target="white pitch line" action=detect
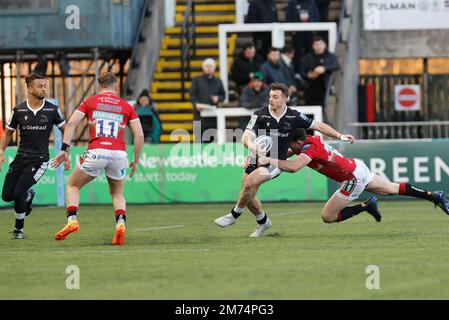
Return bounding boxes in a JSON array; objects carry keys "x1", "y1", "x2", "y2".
[
  {"x1": 271, "y1": 210, "x2": 311, "y2": 216},
  {"x1": 0, "y1": 248, "x2": 209, "y2": 255},
  {"x1": 132, "y1": 224, "x2": 185, "y2": 232}
]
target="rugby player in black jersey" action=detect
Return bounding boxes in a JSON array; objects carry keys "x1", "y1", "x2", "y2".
[
  {"x1": 0, "y1": 74, "x2": 68, "y2": 239},
  {"x1": 214, "y1": 83, "x2": 355, "y2": 237}
]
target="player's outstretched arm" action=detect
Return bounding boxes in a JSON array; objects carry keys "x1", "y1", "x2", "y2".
[
  {"x1": 128, "y1": 119, "x2": 144, "y2": 178},
  {"x1": 260, "y1": 154, "x2": 311, "y2": 173},
  {"x1": 311, "y1": 121, "x2": 355, "y2": 143},
  {"x1": 50, "y1": 111, "x2": 85, "y2": 168},
  {"x1": 0, "y1": 128, "x2": 14, "y2": 170}
]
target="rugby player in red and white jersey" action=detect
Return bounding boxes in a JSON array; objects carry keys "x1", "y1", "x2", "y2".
[
  {"x1": 50, "y1": 72, "x2": 144, "y2": 245},
  {"x1": 260, "y1": 128, "x2": 449, "y2": 223}
]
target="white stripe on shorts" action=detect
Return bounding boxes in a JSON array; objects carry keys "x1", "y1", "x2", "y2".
[{"x1": 33, "y1": 162, "x2": 49, "y2": 182}]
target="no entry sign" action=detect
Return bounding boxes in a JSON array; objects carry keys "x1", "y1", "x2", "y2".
[{"x1": 395, "y1": 85, "x2": 420, "y2": 111}]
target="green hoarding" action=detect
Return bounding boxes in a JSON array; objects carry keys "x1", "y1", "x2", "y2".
[
  {"x1": 0, "y1": 143, "x2": 328, "y2": 206},
  {"x1": 328, "y1": 140, "x2": 449, "y2": 199}
]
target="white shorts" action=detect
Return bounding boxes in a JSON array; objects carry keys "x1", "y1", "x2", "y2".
[
  {"x1": 335, "y1": 159, "x2": 374, "y2": 201},
  {"x1": 78, "y1": 149, "x2": 128, "y2": 180}
]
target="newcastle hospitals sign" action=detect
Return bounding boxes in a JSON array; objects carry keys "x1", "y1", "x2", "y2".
[{"x1": 364, "y1": 0, "x2": 449, "y2": 30}]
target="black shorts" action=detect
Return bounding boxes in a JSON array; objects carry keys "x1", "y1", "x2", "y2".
[
  {"x1": 244, "y1": 163, "x2": 282, "y2": 180},
  {"x1": 7, "y1": 154, "x2": 49, "y2": 183}
]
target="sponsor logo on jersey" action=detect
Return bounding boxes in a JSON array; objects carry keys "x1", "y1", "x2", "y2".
[
  {"x1": 22, "y1": 125, "x2": 47, "y2": 130},
  {"x1": 100, "y1": 141, "x2": 113, "y2": 146},
  {"x1": 92, "y1": 110, "x2": 124, "y2": 122},
  {"x1": 271, "y1": 131, "x2": 289, "y2": 137},
  {"x1": 96, "y1": 103, "x2": 122, "y2": 113}
]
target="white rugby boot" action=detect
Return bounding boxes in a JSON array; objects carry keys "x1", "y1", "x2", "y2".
[
  {"x1": 214, "y1": 213, "x2": 236, "y2": 228},
  {"x1": 249, "y1": 217, "x2": 272, "y2": 238}
]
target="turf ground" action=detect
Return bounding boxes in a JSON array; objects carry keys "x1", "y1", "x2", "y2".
[{"x1": 1, "y1": 200, "x2": 449, "y2": 300}]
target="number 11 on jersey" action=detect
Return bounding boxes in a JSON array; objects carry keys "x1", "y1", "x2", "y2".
[{"x1": 96, "y1": 119, "x2": 118, "y2": 138}]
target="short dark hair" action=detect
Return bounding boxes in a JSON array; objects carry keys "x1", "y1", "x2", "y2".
[
  {"x1": 312, "y1": 35, "x2": 326, "y2": 44},
  {"x1": 267, "y1": 47, "x2": 281, "y2": 55},
  {"x1": 98, "y1": 72, "x2": 117, "y2": 88},
  {"x1": 242, "y1": 41, "x2": 255, "y2": 51},
  {"x1": 270, "y1": 83, "x2": 289, "y2": 98},
  {"x1": 293, "y1": 128, "x2": 307, "y2": 142},
  {"x1": 25, "y1": 73, "x2": 48, "y2": 88}
]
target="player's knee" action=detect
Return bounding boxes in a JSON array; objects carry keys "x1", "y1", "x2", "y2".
[
  {"x1": 321, "y1": 213, "x2": 335, "y2": 223},
  {"x1": 1, "y1": 191, "x2": 13, "y2": 202},
  {"x1": 242, "y1": 179, "x2": 257, "y2": 192}
]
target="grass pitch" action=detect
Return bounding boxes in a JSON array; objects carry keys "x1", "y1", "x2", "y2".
[{"x1": 1, "y1": 201, "x2": 449, "y2": 300}]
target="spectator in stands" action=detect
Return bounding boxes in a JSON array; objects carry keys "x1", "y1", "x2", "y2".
[
  {"x1": 300, "y1": 36, "x2": 340, "y2": 109},
  {"x1": 260, "y1": 47, "x2": 286, "y2": 86},
  {"x1": 316, "y1": 0, "x2": 332, "y2": 22},
  {"x1": 190, "y1": 58, "x2": 226, "y2": 143},
  {"x1": 230, "y1": 41, "x2": 264, "y2": 93},
  {"x1": 134, "y1": 89, "x2": 161, "y2": 144},
  {"x1": 245, "y1": 0, "x2": 278, "y2": 58},
  {"x1": 286, "y1": 0, "x2": 321, "y2": 69},
  {"x1": 239, "y1": 71, "x2": 270, "y2": 129},
  {"x1": 279, "y1": 45, "x2": 300, "y2": 105}
]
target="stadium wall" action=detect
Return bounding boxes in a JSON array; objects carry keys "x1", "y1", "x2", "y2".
[{"x1": 359, "y1": 4, "x2": 449, "y2": 58}]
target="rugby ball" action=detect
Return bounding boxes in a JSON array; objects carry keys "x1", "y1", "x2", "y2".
[{"x1": 253, "y1": 135, "x2": 273, "y2": 153}]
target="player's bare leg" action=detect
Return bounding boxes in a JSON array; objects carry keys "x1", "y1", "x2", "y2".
[
  {"x1": 237, "y1": 167, "x2": 271, "y2": 209},
  {"x1": 321, "y1": 191, "x2": 381, "y2": 223},
  {"x1": 215, "y1": 169, "x2": 270, "y2": 228},
  {"x1": 107, "y1": 177, "x2": 126, "y2": 245},
  {"x1": 365, "y1": 174, "x2": 449, "y2": 215},
  {"x1": 247, "y1": 193, "x2": 263, "y2": 215},
  {"x1": 54, "y1": 167, "x2": 94, "y2": 240},
  {"x1": 215, "y1": 167, "x2": 273, "y2": 237}
]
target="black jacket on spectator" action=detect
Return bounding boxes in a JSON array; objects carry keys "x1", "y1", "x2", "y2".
[
  {"x1": 286, "y1": 0, "x2": 321, "y2": 69},
  {"x1": 240, "y1": 84, "x2": 270, "y2": 109},
  {"x1": 300, "y1": 50, "x2": 340, "y2": 106},
  {"x1": 315, "y1": 0, "x2": 332, "y2": 21},
  {"x1": 286, "y1": 0, "x2": 320, "y2": 23},
  {"x1": 190, "y1": 74, "x2": 225, "y2": 117},
  {"x1": 246, "y1": 0, "x2": 278, "y2": 23},
  {"x1": 230, "y1": 52, "x2": 264, "y2": 92},
  {"x1": 246, "y1": 0, "x2": 278, "y2": 58}
]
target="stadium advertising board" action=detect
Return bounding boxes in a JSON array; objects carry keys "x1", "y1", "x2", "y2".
[
  {"x1": 363, "y1": 0, "x2": 449, "y2": 30},
  {"x1": 0, "y1": 144, "x2": 327, "y2": 206},
  {"x1": 329, "y1": 140, "x2": 449, "y2": 198}
]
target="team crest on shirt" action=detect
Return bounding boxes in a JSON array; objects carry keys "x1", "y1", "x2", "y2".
[{"x1": 24, "y1": 116, "x2": 28, "y2": 121}]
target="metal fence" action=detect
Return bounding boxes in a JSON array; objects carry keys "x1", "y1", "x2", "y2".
[
  {"x1": 358, "y1": 74, "x2": 449, "y2": 139},
  {"x1": 350, "y1": 121, "x2": 449, "y2": 139}
]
